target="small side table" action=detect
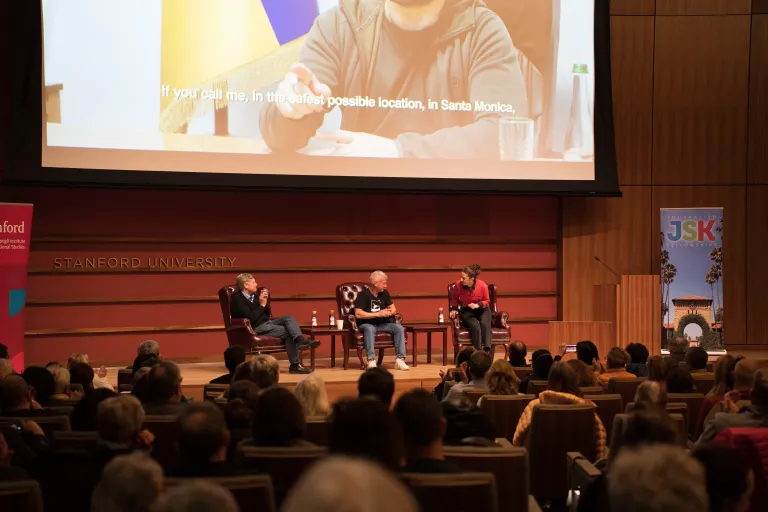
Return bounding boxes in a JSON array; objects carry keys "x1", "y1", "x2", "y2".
[
  {"x1": 300, "y1": 326, "x2": 349, "y2": 368},
  {"x1": 403, "y1": 323, "x2": 450, "y2": 366}
]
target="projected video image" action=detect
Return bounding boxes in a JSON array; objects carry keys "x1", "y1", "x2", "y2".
[{"x1": 42, "y1": 0, "x2": 596, "y2": 179}]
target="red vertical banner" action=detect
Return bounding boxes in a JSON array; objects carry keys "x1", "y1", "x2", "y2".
[{"x1": 0, "y1": 203, "x2": 34, "y2": 372}]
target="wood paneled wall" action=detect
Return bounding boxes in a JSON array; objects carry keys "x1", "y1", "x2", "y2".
[{"x1": 563, "y1": 2, "x2": 768, "y2": 350}]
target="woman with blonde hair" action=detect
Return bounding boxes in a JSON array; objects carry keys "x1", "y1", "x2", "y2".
[
  {"x1": 647, "y1": 355, "x2": 669, "y2": 391},
  {"x1": 485, "y1": 359, "x2": 519, "y2": 395},
  {"x1": 708, "y1": 354, "x2": 739, "y2": 397},
  {"x1": 294, "y1": 374, "x2": 330, "y2": 418}
]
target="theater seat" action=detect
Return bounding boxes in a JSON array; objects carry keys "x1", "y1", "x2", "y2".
[
  {"x1": 239, "y1": 446, "x2": 327, "y2": 505},
  {"x1": 447, "y1": 283, "x2": 512, "y2": 361},
  {"x1": 667, "y1": 393, "x2": 705, "y2": 439},
  {"x1": 143, "y1": 415, "x2": 180, "y2": 470},
  {"x1": 203, "y1": 384, "x2": 229, "y2": 401},
  {"x1": 527, "y1": 380, "x2": 548, "y2": 398},
  {"x1": 52, "y1": 431, "x2": 99, "y2": 451},
  {"x1": 481, "y1": 394, "x2": 535, "y2": 442},
  {"x1": 607, "y1": 377, "x2": 647, "y2": 407},
  {"x1": 583, "y1": 394, "x2": 622, "y2": 444},
  {"x1": 0, "y1": 480, "x2": 43, "y2": 512},
  {"x1": 305, "y1": 416, "x2": 331, "y2": 447},
  {"x1": 117, "y1": 368, "x2": 133, "y2": 393},
  {"x1": 0, "y1": 416, "x2": 70, "y2": 439},
  {"x1": 166, "y1": 475, "x2": 276, "y2": 512},
  {"x1": 402, "y1": 472, "x2": 498, "y2": 512},
  {"x1": 712, "y1": 428, "x2": 768, "y2": 512}
]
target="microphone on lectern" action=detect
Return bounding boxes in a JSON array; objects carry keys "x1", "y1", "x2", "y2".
[{"x1": 594, "y1": 255, "x2": 620, "y2": 280}]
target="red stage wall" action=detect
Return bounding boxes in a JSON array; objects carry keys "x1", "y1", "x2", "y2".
[{"x1": 2, "y1": 187, "x2": 560, "y2": 366}]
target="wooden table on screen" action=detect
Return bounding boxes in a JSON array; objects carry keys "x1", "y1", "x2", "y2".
[
  {"x1": 403, "y1": 323, "x2": 450, "y2": 367},
  {"x1": 547, "y1": 321, "x2": 615, "y2": 359},
  {"x1": 300, "y1": 326, "x2": 349, "y2": 368}
]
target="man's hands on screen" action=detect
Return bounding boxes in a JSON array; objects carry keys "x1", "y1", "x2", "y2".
[
  {"x1": 275, "y1": 64, "x2": 331, "y2": 120},
  {"x1": 259, "y1": 290, "x2": 269, "y2": 307},
  {"x1": 315, "y1": 131, "x2": 400, "y2": 158},
  {"x1": 379, "y1": 309, "x2": 394, "y2": 318}
]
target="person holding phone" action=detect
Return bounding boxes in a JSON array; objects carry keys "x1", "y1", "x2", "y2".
[
  {"x1": 230, "y1": 273, "x2": 320, "y2": 375},
  {"x1": 449, "y1": 264, "x2": 492, "y2": 352}
]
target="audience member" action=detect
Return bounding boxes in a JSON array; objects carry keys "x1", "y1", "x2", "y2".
[
  {"x1": 48, "y1": 367, "x2": 71, "y2": 401},
  {"x1": 223, "y1": 380, "x2": 259, "y2": 461},
  {"x1": 168, "y1": 401, "x2": 234, "y2": 477},
  {"x1": 69, "y1": 362, "x2": 95, "y2": 393},
  {"x1": 686, "y1": 346, "x2": 711, "y2": 374},
  {"x1": 576, "y1": 340, "x2": 600, "y2": 366},
  {"x1": 70, "y1": 388, "x2": 118, "y2": 431},
  {"x1": 0, "y1": 432, "x2": 30, "y2": 481},
  {"x1": 132, "y1": 353, "x2": 160, "y2": 376},
  {"x1": 358, "y1": 366, "x2": 396, "y2": 408},
  {"x1": 484, "y1": 359, "x2": 519, "y2": 396},
  {"x1": 68, "y1": 353, "x2": 113, "y2": 390},
  {"x1": 444, "y1": 350, "x2": 491, "y2": 402},
  {"x1": 695, "y1": 359, "x2": 759, "y2": 439},
  {"x1": 631, "y1": 380, "x2": 668, "y2": 413},
  {"x1": 0, "y1": 375, "x2": 58, "y2": 417},
  {"x1": 151, "y1": 480, "x2": 238, "y2": 512},
  {"x1": 566, "y1": 359, "x2": 599, "y2": 387},
  {"x1": 1, "y1": 419, "x2": 47, "y2": 473},
  {"x1": 647, "y1": 355, "x2": 670, "y2": 389},
  {"x1": 21, "y1": 366, "x2": 56, "y2": 406},
  {"x1": 667, "y1": 366, "x2": 696, "y2": 393},
  {"x1": 608, "y1": 445, "x2": 708, "y2": 512},
  {"x1": 283, "y1": 456, "x2": 418, "y2": 512},
  {"x1": 91, "y1": 452, "x2": 163, "y2": 512},
  {"x1": 394, "y1": 389, "x2": 462, "y2": 473},
  {"x1": 45, "y1": 362, "x2": 61, "y2": 369},
  {"x1": 513, "y1": 362, "x2": 607, "y2": 460},
  {"x1": 137, "y1": 339, "x2": 161, "y2": 358},
  {"x1": 596, "y1": 347, "x2": 635, "y2": 388},
  {"x1": 432, "y1": 347, "x2": 474, "y2": 399},
  {"x1": 509, "y1": 340, "x2": 528, "y2": 366},
  {"x1": 250, "y1": 386, "x2": 312, "y2": 447},
  {"x1": 144, "y1": 361, "x2": 185, "y2": 415},
  {"x1": 294, "y1": 374, "x2": 330, "y2": 417},
  {"x1": 94, "y1": 395, "x2": 153, "y2": 451},
  {"x1": 519, "y1": 350, "x2": 553, "y2": 394},
  {"x1": 607, "y1": 409, "x2": 678, "y2": 465},
  {"x1": 625, "y1": 342, "x2": 650, "y2": 377},
  {"x1": 130, "y1": 367, "x2": 153, "y2": 404},
  {"x1": 709, "y1": 354, "x2": 742, "y2": 397},
  {"x1": 232, "y1": 354, "x2": 280, "y2": 390},
  {"x1": 666, "y1": 337, "x2": 689, "y2": 369},
  {"x1": 0, "y1": 359, "x2": 14, "y2": 380},
  {"x1": 697, "y1": 368, "x2": 768, "y2": 446},
  {"x1": 692, "y1": 444, "x2": 754, "y2": 512},
  {"x1": 209, "y1": 346, "x2": 246, "y2": 385},
  {"x1": 441, "y1": 398, "x2": 495, "y2": 445},
  {"x1": 330, "y1": 397, "x2": 404, "y2": 471}
]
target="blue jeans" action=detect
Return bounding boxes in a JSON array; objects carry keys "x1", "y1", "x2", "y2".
[
  {"x1": 254, "y1": 315, "x2": 302, "y2": 364},
  {"x1": 359, "y1": 322, "x2": 406, "y2": 360}
]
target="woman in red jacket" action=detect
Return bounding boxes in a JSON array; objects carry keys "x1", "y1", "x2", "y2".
[{"x1": 449, "y1": 264, "x2": 491, "y2": 351}]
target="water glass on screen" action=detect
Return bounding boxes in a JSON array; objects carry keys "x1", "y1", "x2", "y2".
[{"x1": 498, "y1": 117, "x2": 535, "y2": 161}]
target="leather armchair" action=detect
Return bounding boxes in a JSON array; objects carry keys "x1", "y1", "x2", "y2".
[
  {"x1": 335, "y1": 282, "x2": 407, "y2": 370},
  {"x1": 447, "y1": 283, "x2": 512, "y2": 362},
  {"x1": 218, "y1": 285, "x2": 311, "y2": 367}
]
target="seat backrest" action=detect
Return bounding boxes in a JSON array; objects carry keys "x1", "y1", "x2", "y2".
[
  {"x1": 611, "y1": 413, "x2": 688, "y2": 452},
  {"x1": 218, "y1": 285, "x2": 237, "y2": 328},
  {"x1": 669, "y1": 413, "x2": 687, "y2": 447},
  {"x1": 464, "y1": 390, "x2": 487, "y2": 405},
  {"x1": 52, "y1": 430, "x2": 99, "y2": 451},
  {"x1": 143, "y1": 415, "x2": 180, "y2": 469},
  {"x1": 44, "y1": 406, "x2": 74, "y2": 416},
  {"x1": 528, "y1": 380, "x2": 549, "y2": 398},
  {"x1": 607, "y1": 377, "x2": 647, "y2": 407},
  {"x1": 0, "y1": 480, "x2": 44, "y2": 512},
  {"x1": 578, "y1": 387, "x2": 603, "y2": 397},
  {"x1": 443, "y1": 446, "x2": 528, "y2": 512},
  {"x1": 513, "y1": 367, "x2": 533, "y2": 379},
  {"x1": 691, "y1": 374, "x2": 715, "y2": 395},
  {"x1": 0, "y1": 416, "x2": 70, "y2": 439},
  {"x1": 402, "y1": 472, "x2": 498, "y2": 512},
  {"x1": 239, "y1": 446, "x2": 328, "y2": 504},
  {"x1": 203, "y1": 384, "x2": 230, "y2": 401},
  {"x1": 665, "y1": 403, "x2": 689, "y2": 436},
  {"x1": 712, "y1": 427, "x2": 768, "y2": 512},
  {"x1": 583, "y1": 394, "x2": 622, "y2": 444},
  {"x1": 336, "y1": 282, "x2": 369, "y2": 318},
  {"x1": 527, "y1": 404, "x2": 597, "y2": 500},
  {"x1": 165, "y1": 475, "x2": 276, "y2": 512},
  {"x1": 481, "y1": 395, "x2": 535, "y2": 442},
  {"x1": 117, "y1": 368, "x2": 133, "y2": 388},
  {"x1": 667, "y1": 393, "x2": 704, "y2": 438},
  {"x1": 305, "y1": 417, "x2": 331, "y2": 447}
]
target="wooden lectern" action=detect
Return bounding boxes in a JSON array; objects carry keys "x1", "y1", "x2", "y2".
[{"x1": 594, "y1": 275, "x2": 661, "y2": 355}]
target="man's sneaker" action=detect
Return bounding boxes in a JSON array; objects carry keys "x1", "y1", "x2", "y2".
[
  {"x1": 289, "y1": 363, "x2": 312, "y2": 374},
  {"x1": 367, "y1": 359, "x2": 377, "y2": 369},
  {"x1": 395, "y1": 358, "x2": 410, "y2": 371}
]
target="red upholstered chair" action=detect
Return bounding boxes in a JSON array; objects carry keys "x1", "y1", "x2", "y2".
[
  {"x1": 218, "y1": 285, "x2": 313, "y2": 368},
  {"x1": 336, "y1": 282, "x2": 407, "y2": 370},
  {"x1": 446, "y1": 283, "x2": 512, "y2": 361}
]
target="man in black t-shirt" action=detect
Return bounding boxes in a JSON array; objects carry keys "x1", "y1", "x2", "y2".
[{"x1": 353, "y1": 271, "x2": 409, "y2": 371}]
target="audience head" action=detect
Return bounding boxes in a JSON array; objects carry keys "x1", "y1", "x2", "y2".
[
  {"x1": 48, "y1": 367, "x2": 71, "y2": 395},
  {"x1": 751, "y1": 368, "x2": 768, "y2": 409},
  {"x1": 130, "y1": 368, "x2": 152, "y2": 404},
  {"x1": 647, "y1": 355, "x2": 670, "y2": 382},
  {"x1": 608, "y1": 445, "x2": 707, "y2": 511},
  {"x1": 21, "y1": 366, "x2": 56, "y2": 405},
  {"x1": 283, "y1": 456, "x2": 418, "y2": 512},
  {"x1": 566, "y1": 359, "x2": 595, "y2": 387},
  {"x1": 358, "y1": 367, "x2": 395, "y2": 408},
  {"x1": 0, "y1": 344, "x2": 7, "y2": 359},
  {"x1": 633, "y1": 380, "x2": 668, "y2": 412},
  {"x1": 223, "y1": 380, "x2": 259, "y2": 429},
  {"x1": 97, "y1": 394, "x2": 145, "y2": 446},
  {"x1": 625, "y1": 343, "x2": 650, "y2": 365},
  {"x1": 151, "y1": 480, "x2": 238, "y2": 512},
  {"x1": 685, "y1": 346, "x2": 709, "y2": 371},
  {"x1": 252, "y1": 386, "x2": 307, "y2": 447},
  {"x1": 456, "y1": 347, "x2": 475, "y2": 368},
  {"x1": 509, "y1": 340, "x2": 527, "y2": 366},
  {"x1": 733, "y1": 359, "x2": 762, "y2": 391},
  {"x1": 485, "y1": 359, "x2": 519, "y2": 395},
  {"x1": 223, "y1": 345, "x2": 246, "y2": 374},
  {"x1": 178, "y1": 401, "x2": 230, "y2": 463},
  {"x1": 667, "y1": 366, "x2": 695, "y2": 393},
  {"x1": 547, "y1": 361, "x2": 580, "y2": 396},
  {"x1": 692, "y1": 445, "x2": 754, "y2": 512},
  {"x1": 137, "y1": 339, "x2": 160, "y2": 357},
  {"x1": 132, "y1": 353, "x2": 160, "y2": 375},
  {"x1": 576, "y1": 340, "x2": 600, "y2": 366},
  {"x1": 711, "y1": 354, "x2": 740, "y2": 396},
  {"x1": 394, "y1": 389, "x2": 445, "y2": 456},
  {"x1": 67, "y1": 353, "x2": 89, "y2": 369},
  {"x1": 609, "y1": 408, "x2": 678, "y2": 464},
  {"x1": 467, "y1": 350, "x2": 492, "y2": 381},
  {"x1": 148, "y1": 361, "x2": 182, "y2": 403},
  {"x1": 294, "y1": 374, "x2": 330, "y2": 417},
  {"x1": 45, "y1": 361, "x2": 62, "y2": 369},
  {"x1": 669, "y1": 336, "x2": 690, "y2": 355},
  {"x1": 69, "y1": 362, "x2": 95, "y2": 390},
  {"x1": 0, "y1": 375, "x2": 32, "y2": 412},
  {"x1": 0, "y1": 359, "x2": 13, "y2": 380},
  {"x1": 532, "y1": 352, "x2": 554, "y2": 380},
  {"x1": 606, "y1": 346, "x2": 630, "y2": 370},
  {"x1": 232, "y1": 354, "x2": 279, "y2": 389},
  {"x1": 91, "y1": 452, "x2": 163, "y2": 512},
  {"x1": 330, "y1": 397, "x2": 404, "y2": 471},
  {"x1": 71, "y1": 387, "x2": 118, "y2": 431}
]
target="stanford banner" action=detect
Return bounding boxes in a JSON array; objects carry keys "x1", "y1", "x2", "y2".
[
  {"x1": 0, "y1": 203, "x2": 33, "y2": 371},
  {"x1": 660, "y1": 208, "x2": 724, "y2": 352}
]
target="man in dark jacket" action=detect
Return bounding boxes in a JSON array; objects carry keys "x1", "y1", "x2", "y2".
[{"x1": 231, "y1": 273, "x2": 319, "y2": 374}]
